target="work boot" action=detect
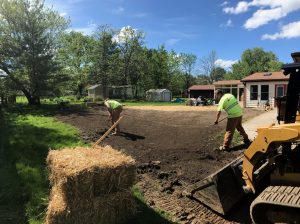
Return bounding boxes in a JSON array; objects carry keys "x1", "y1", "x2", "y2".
[
  {"x1": 219, "y1": 145, "x2": 229, "y2": 151},
  {"x1": 244, "y1": 139, "x2": 252, "y2": 147}
]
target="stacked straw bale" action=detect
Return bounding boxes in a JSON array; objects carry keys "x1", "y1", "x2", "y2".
[{"x1": 46, "y1": 145, "x2": 136, "y2": 224}]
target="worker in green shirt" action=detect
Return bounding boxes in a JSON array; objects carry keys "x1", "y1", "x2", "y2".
[
  {"x1": 104, "y1": 99, "x2": 123, "y2": 135},
  {"x1": 214, "y1": 90, "x2": 251, "y2": 151}
]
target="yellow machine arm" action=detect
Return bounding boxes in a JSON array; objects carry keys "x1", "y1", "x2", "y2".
[{"x1": 242, "y1": 123, "x2": 300, "y2": 193}]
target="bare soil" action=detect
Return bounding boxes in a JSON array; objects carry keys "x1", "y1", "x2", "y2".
[{"x1": 56, "y1": 105, "x2": 264, "y2": 223}]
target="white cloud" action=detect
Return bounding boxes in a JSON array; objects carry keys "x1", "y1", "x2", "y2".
[
  {"x1": 225, "y1": 19, "x2": 233, "y2": 27},
  {"x1": 112, "y1": 26, "x2": 142, "y2": 43},
  {"x1": 165, "y1": 38, "x2": 181, "y2": 46},
  {"x1": 262, "y1": 20, "x2": 300, "y2": 40},
  {"x1": 220, "y1": 19, "x2": 233, "y2": 28},
  {"x1": 244, "y1": 7, "x2": 287, "y2": 29},
  {"x1": 223, "y1": 0, "x2": 300, "y2": 29},
  {"x1": 223, "y1": 1, "x2": 249, "y2": 14},
  {"x1": 220, "y1": 1, "x2": 228, "y2": 7},
  {"x1": 60, "y1": 12, "x2": 67, "y2": 17},
  {"x1": 215, "y1": 59, "x2": 238, "y2": 69}
]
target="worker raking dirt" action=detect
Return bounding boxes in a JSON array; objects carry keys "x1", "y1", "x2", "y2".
[
  {"x1": 104, "y1": 99, "x2": 123, "y2": 135},
  {"x1": 214, "y1": 89, "x2": 251, "y2": 151}
]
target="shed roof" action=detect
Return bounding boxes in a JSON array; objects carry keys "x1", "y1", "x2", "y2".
[
  {"x1": 188, "y1": 85, "x2": 215, "y2": 91},
  {"x1": 213, "y1": 80, "x2": 242, "y2": 85},
  {"x1": 241, "y1": 71, "x2": 289, "y2": 82},
  {"x1": 88, "y1": 84, "x2": 101, "y2": 90},
  {"x1": 146, "y1": 89, "x2": 171, "y2": 93}
]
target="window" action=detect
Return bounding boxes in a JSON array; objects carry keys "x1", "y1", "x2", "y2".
[
  {"x1": 250, "y1": 85, "x2": 258, "y2": 100},
  {"x1": 261, "y1": 85, "x2": 269, "y2": 100},
  {"x1": 221, "y1": 88, "x2": 230, "y2": 93},
  {"x1": 231, "y1": 88, "x2": 237, "y2": 99},
  {"x1": 276, "y1": 85, "x2": 284, "y2": 97}
]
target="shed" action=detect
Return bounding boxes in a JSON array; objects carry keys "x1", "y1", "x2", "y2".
[
  {"x1": 241, "y1": 71, "x2": 289, "y2": 108},
  {"x1": 87, "y1": 84, "x2": 108, "y2": 101},
  {"x1": 188, "y1": 85, "x2": 214, "y2": 99},
  {"x1": 146, "y1": 89, "x2": 172, "y2": 102}
]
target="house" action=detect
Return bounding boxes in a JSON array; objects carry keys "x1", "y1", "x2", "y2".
[
  {"x1": 146, "y1": 89, "x2": 172, "y2": 102},
  {"x1": 241, "y1": 71, "x2": 289, "y2": 108},
  {"x1": 188, "y1": 85, "x2": 215, "y2": 99},
  {"x1": 87, "y1": 84, "x2": 108, "y2": 101},
  {"x1": 213, "y1": 80, "x2": 244, "y2": 101}
]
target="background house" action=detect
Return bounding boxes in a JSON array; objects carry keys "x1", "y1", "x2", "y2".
[
  {"x1": 241, "y1": 72, "x2": 289, "y2": 108},
  {"x1": 146, "y1": 89, "x2": 172, "y2": 102},
  {"x1": 188, "y1": 85, "x2": 215, "y2": 99},
  {"x1": 213, "y1": 80, "x2": 244, "y2": 101},
  {"x1": 87, "y1": 84, "x2": 108, "y2": 101}
]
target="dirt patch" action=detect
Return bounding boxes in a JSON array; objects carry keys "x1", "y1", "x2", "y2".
[{"x1": 56, "y1": 106, "x2": 264, "y2": 223}]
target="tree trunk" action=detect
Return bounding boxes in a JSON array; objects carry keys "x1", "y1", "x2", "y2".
[
  {"x1": 23, "y1": 92, "x2": 40, "y2": 106},
  {"x1": 1, "y1": 67, "x2": 40, "y2": 106}
]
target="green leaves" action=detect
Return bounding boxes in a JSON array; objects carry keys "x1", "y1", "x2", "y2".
[
  {"x1": 228, "y1": 47, "x2": 283, "y2": 79},
  {"x1": 0, "y1": 0, "x2": 69, "y2": 105}
]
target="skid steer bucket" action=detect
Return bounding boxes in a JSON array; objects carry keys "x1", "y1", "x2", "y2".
[{"x1": 184, "y1": 156, "x2": 246, "y2": 215}]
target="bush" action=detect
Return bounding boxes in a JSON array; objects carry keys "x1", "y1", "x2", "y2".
[
  {"x1": 54, "y1": 97, "x2": 70, "y2": 109},
  {"x1": 94, "y1": 96, "x2": 103, "y2": 102},
  {"x1": 82, "y1": 96, "x2": 93, "y2": 103}
]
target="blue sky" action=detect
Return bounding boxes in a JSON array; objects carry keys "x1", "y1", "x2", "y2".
[{"x1": 46, "y1": 0, "x2": 300, "y2": 70}]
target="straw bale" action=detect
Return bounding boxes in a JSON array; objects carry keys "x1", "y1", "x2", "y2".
[
  {"x1": 47, "y1": 145, "x2": 136, "y2": 200},
  {"x1": 46, "y1": 186, "x2": 136, "y2": 224}
]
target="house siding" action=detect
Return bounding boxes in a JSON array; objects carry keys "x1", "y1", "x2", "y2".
[{"x1": 245, "y1": 81, "x2": 288, "y2": 108}]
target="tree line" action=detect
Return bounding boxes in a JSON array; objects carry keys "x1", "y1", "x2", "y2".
[{"x1": 0, "y1": 0, "x2": 283, "y2": 105}]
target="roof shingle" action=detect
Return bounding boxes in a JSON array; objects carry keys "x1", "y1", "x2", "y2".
[
  {"x1": 241, "y1": 72, "x2": 289, "y2": 82},
  {"x1": 213, "y1": 80, "x2": 242, "y2": 85},
  {"x1": 188, "y1": 85, "x2": 215, "y2": 91}
]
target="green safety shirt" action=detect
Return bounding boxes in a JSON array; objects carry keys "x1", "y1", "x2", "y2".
[
  {"x1": 105, "y1": 100, "x2": 122, "y2": 110},
  {"x1": 217, "y1": 93, "x2": 242, "y2": 118}
]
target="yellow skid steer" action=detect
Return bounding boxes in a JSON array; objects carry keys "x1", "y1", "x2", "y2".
[{"x1": 185, "y1": 52, "x2": 300, "y2": 223}]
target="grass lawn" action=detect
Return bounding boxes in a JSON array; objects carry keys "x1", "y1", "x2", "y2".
[
  {"x1": 16, "y1": 95, "x2": 188, "y2": 107},
  {"x1": 0, "y1": 104, "x2": 172, "y2": 224},
  {"x1": 115, "y1": 98, "x2": 187, "y2": 106}
]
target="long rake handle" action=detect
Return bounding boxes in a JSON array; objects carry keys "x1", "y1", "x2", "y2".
[
  {"x1": 218, "y1": 116, "x2": 227, "y2": 123},
  {"x1": 212, "y1": 116, "x2": 227, "y2": 126},
  {"x1": 92, "y1": 116, "x2": 123, "y2": 148}
]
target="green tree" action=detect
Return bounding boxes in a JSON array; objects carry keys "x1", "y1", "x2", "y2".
[
  {"x1": 211, "y1": 67, "x2": 226, "y2": 82},
  {"x1": 113, "y1": 26, "x2": 144, "y2": 86},
  {"x1": 0, "y1": 74, "x2": 18, "y2": 105},
  {"x1": 231, "y1": 48, "x2": 282, "y2": 79},
  {"x1": 0, "y1": 0, "x2": 69, "y2": 105},
  {"x1": 169, "y1": 73, "x2": 185, "y2": 95},
  {"x1": 58, "y1": 31, "x2": 94, "y2": 97},
  {"x1": 146, "y1": 46, "x2": 171, "y2": 88},
  {"x1": 90, "y1": 25, "x2": 120, "y2": 88},
  {"x1": 179, "y1": 53, "x2": 197, "y2": 90},
  {"x1": 195, "y1": 74, "x2": 210, "y2": 85}
]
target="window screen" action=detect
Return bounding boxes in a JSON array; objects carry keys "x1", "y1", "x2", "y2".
[
  {"x1": 261, "y1": 85, "x2": 269, "y2": 100},
  {"x1": 250, "y1": 85, "x2": 258, "y2": 100}
]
